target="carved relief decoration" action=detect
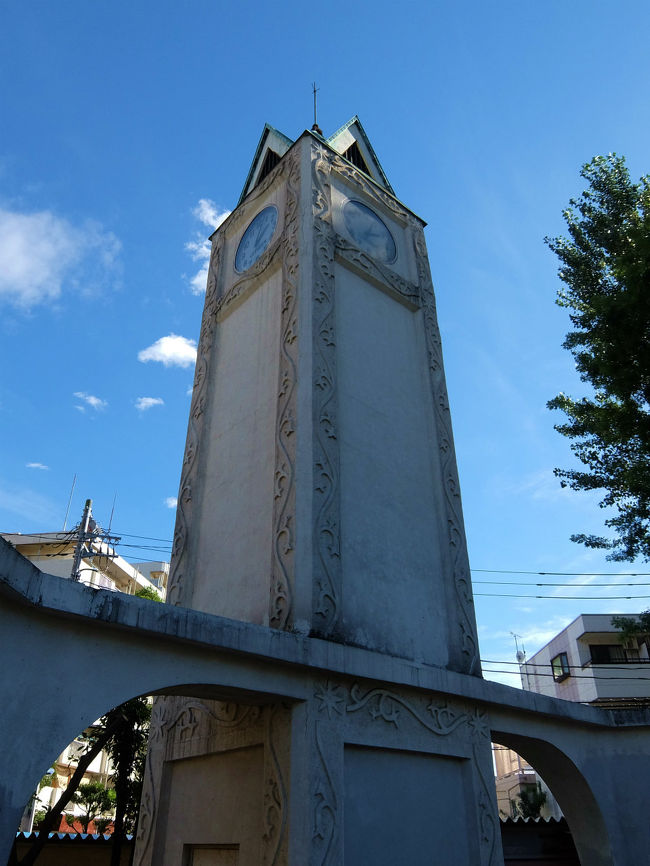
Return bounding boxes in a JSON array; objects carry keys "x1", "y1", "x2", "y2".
[
  {"x1": 269, "y1": 149, "x2": 300, "y2": 628},
  {"x1": 312, "y1": 681, "x2": 498, "y2": 866},
  {"x1": 313, "y1": 718, "x2": 338, "y2": 866},
  {"x1": 167, "y1": 232, "x2": 225, "y2": 606},
  {"x1": 134, "y1": 696, "x2": 267, "y2": 866},
  {"x1": 163, "y1": 698, "x2": 263, "y2": 747},
  {"x1": 311, "y1": 145, "x2": 342, "y2": 636},
  {"x1": 334, "y1": 233, "x2": 420, "y2": 308},
  {"x1": 262, "y1": 704, "x2": 289, "y2": 865},
  {"x1": 413, "y1": 226, "x2": 481, "y2": 676},
  {"x1": 328, "y1": 149, "x2": 410, "y2": 226},
  {"x1": 134, "y1": 696, "x2": 176, "y2": 866}
]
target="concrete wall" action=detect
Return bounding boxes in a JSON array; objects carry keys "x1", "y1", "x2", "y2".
[{"x1": 4, "y1": 553, "x2": 650, "y2": 866}]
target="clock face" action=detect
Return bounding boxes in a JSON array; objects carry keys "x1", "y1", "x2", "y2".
[
  {"x1": 343, "y1": 200, "x2": 396, "y2": 264},
  {"x1": 235, "y1": 206, "x2": 278, "y2": 273}
]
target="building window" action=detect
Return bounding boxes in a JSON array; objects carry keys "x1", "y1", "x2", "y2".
[
  {"x1": 551, "y1": 652, "x2": 570, "y2": 682},
  {"x1": 589, "y1": 644, "x2": 642, "y2": 664}
]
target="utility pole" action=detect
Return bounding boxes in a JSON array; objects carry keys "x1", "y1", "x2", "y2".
[
  {"x1": 69, "y1": 498, "x2": 121, "y2": 583},
  {"x1": 71, "y1": 498, "x2": 94, "y2": 581}
]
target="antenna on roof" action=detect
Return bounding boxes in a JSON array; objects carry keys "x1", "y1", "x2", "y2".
[
  {"x1": 108, "y1": 492, "x2": 117, "y2": 533},
  {"x1": 311, "y1": 82, "x2": 323, "y2": 136},
  {"x1": 62, "y1": 473, "x2": 77, "y2": 531},
  {"x1": 511, "y1": 632, "x2": 526, "y2": 663}
]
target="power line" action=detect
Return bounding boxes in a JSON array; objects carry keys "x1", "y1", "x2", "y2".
[
  {"x1": 481, "y1": 666, "x2": 650, "y2": 681},
  {"x1": 481, "y1": 658, "x2": 650, "y2": 672},
  {"x1": 111, "y1": 530, "x2": 174, "y2": 543},
  {"x1": 474, "y1": 580, "x2": 650, "y2": 587},
  {"x1": 474, "y1": 592, "x2": 650, "y2": 600},
  {"x1": 472, "y1": 568, "x2": 650, "y2": 577}
]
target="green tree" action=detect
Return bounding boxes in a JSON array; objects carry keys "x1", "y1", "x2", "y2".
[
  {"x1": 546, "y1": 154, "x2": 650, "y2": 561},
  {"x1": 134, "y1": 584, "x2": 161, "y2": 602},
  {"x1": 104, "y1": 698, "x2": 151, "y2": 866},
  {"x1": 612, "y1": 611, "x2": 650, "y2": 653},
  {"x1": 67, "y1": 780, "x2": 116, "y2": 833},
  {"x1": 512, "y1": 783, "x2": 547, "y2": 820}
]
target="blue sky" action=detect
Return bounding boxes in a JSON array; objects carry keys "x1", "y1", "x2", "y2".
[{"x1": 2, "y1": 0, "x2": 650, "y2": 685}]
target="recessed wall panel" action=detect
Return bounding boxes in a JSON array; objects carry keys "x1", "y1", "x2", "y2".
[
  {"x1": 344, "y1": 746, "x2": 472, "y2": 865},
  {"x1": 193, "y1": 275, "x2": 281, "y2": 621},
  {"x1": 336, "y1": 265, "x2": 448, "y2": 664}
]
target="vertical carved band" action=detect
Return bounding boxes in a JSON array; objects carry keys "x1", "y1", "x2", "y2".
[
  {"x1": 270, "y1": 150, "x2": 300, "y2": 628},
  {"x1": 311, "y1": 145, "x2": 341, "y2": 636},
  {"x1": 414, "y1": 227, "x2": 480, "y2": 676},
  {"x1": 167, "y1": 234, "x2": 225, "y2": 606},
  {"x1": 263, "y1": 704, "x2": 288, "y2": 865},
  {"x1": 313, "y1": 719, "x2": 338, "y2": 865}
]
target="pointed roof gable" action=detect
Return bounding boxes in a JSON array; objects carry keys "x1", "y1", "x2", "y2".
[
  {"x1": 237, "y1": 116, "x2": 395, "y2": 205},
  {"x1": 238, "y1": 124, "x2": 294, "y2": 205},
  {"x1": 326, "y1": 116, "x2": 395, "y2": 195}
]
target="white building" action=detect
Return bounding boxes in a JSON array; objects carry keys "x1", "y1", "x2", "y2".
[
  {"x1": 520, "y1": 613, "x2": 650, "y2": 708},
  {"x1": 1, "y1": 531, "x2": 164, "y2": 597}
]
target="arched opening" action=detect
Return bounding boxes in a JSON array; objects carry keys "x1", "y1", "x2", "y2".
[
  {"x1": 491, "y1": 729, "x2": 614, "y2": 866},
  {"x1": 11, "y1": 695, "x2": 153, "y2": 865},
  {"x1": 8, "y1": 682, "x2": 291, "y2": 866}
]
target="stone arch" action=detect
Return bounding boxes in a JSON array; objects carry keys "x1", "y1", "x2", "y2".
[{"x1": 491, "y1": 728, "x2": 613, "y2": 866}]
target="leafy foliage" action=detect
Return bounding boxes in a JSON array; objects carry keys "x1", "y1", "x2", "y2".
[
  {"x1": 512, "y1": 782, "x2": 547, "y2": 820},
  {"x1": 67, "y1": 781, "x2": 115, "y2": 833},
  {"x1": 612, "y1": 611, "x2": 650, "y2": 650},
  {"x1": 31, "y1": 811, "x2": 46, "y2": 830},
  {"x1": 102, "y1": 698, "x2": 151, "y2": 837},
  {"x1": 134, "y1": 584, "x2": 161, "y2": 601},
  {"x1": 547, "y1": 154, "x2": 650, "y2": 560},
  {"x1": 37, "y1": 772, "x2": 56, "y2": 792}
]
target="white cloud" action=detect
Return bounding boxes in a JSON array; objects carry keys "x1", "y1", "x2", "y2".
[
  {"x1": 138, "y1": 334, "x2": 197, "y2": 368},
  {"x1": 74, "y1": 391, "x2": 107, "y2": 412},
  {"x1": 26, "y1": 462, "x2": 49, "y2": 470},
  {"x1": 0, "y1": 207, "x2": 121, "y2": 308},
  {"x1": 185, "y1": 199, "x2": 230, "y2": 295},
  {"x1": 164, "y1": 496, "x2": 178, "y2": 509},
  {"x1": 193, "y1": 199, "x2": 230, "y2": 230},
  {"x1": 135, "y1": 396, "x2": 164, "y2": 412},
  {"x1": 187, "y1": 255, "x2": 210, "y2": 295}
]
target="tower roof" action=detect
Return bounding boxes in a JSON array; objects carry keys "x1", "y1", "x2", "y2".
[{"x1": 238, "y1": 116, "x2": 394, "y2": 204}]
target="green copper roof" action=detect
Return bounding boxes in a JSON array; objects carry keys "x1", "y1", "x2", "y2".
[
  {"x1": 326, "y1": 115, "x2": 395, "y2": 195},
  {"x1": 238, "y1": 124, "x2": 294, "y2": 205},
  {"x1": 238, "y1": 116, "x2": 394, "y2": 205}
]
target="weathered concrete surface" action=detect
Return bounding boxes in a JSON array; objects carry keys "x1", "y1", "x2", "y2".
[{"x1": 3, "y1": 541, "x2": 650, "y2": 865}]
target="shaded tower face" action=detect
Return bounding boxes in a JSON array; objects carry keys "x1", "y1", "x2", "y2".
[{"x1": 167, "y1": 117, "x2": 480, "y2": 676}]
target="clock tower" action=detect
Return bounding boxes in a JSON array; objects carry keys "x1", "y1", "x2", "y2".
[
  {"x1": 166, "y1": 116, "x2": 479, "y2": 672},
  {"x1": 135, "y1": 119, "x2": 496, "y2": 866}
]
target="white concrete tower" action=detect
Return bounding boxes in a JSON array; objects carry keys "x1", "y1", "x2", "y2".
[
  {"x1": 166, "y1": 117, "x2": 480, "y2": 675},
  {"x1": 134, "y1": 120, "x2": 497, "y2": 866}
]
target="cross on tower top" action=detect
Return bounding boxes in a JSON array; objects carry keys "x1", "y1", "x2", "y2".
[{"x1": 311, "y1": 82, "x2": 323, "y2": 135}]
